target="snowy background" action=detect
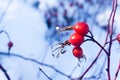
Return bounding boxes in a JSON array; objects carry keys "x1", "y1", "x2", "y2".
[{"x1": 0, "y1": 0, "x2": 120, "y2": 80}]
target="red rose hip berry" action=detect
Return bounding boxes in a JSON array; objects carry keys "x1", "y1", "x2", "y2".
[
  {"x1": 8, "y1": 41, "x2": 13, "y2": 48},
  {"x1": 117, "y1": 33, "x2": 120, "y2": 43},
  {"x1": 73, "y1": 22, "x2": 89, "y2": 35},
  {"x1": 72, "y1": 46, "x2": 83, "y2": 58},
  {"x1": 69, "y1": 32, "x2": 84, "y2": 46}
]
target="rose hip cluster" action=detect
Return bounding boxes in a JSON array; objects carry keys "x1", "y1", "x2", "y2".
[
  {"x1": 69, "y1": 22, "x2": 89, "y2": 59},
  {"x1": 52, "y1": 22, "x2": 89, "y2": 61}
]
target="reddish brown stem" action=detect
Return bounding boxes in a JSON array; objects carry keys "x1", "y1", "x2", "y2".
[
  {"x1": 85, "y1": 35, "x2": 108, "y2": 55},
  {"x1": 114, "y1": 61, "x2": 120, "y2": 80},
  {"x1": 77, "y1": 0, "x2": 118, "y2": 79},
  {"x1": 107, "y1": 56, "x2": 111, "y2": 80},
  {"x1": 78, "y1": 49, "x2": 102, "y2": 79},
  {"x1": 107, "y1": 0, "x2": 118, "y2": 80},
  {"x1": 105, "y1": 38, "x2": 117, "y2": 44},
  {"x1": 77, "y1": 35, "x2": 108, "y2": 79}
]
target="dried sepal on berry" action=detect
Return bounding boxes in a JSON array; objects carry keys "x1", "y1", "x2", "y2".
[{"x1": 51, "y1": 40, "x2": 71, "y2": 58}]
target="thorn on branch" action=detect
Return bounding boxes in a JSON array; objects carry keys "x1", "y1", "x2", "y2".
[{"x1": 106, "y1": 68, "x2": 108, "y2": 72}]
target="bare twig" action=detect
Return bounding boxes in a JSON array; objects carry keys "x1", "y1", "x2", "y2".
[
  {"x1": 107, "y1": 0, "x2": 118, "y2": 80},
  {"x1": 77, "y1": 36, "x2": 108, "y2": 79},
  {"x1": 85, "y1": 35, "x2": 108, "y2": 55},
  {"x1": 0, "y1": 52, "x2": 73, "y2": 79},
  {"x1": 0, "y1": 0, "x2": 12, "y2": 24},
  {"x1": 77, "y1": 0, "x2": 118, "y2": 79},
  {"x1": 0, "y1": 29, "x2": 12, "y2": 54},
  {"x1": 0, "y1": 64, "x2": 10, "y2": 80},
  {"x1": 39, "y1": 67, "x2": 52, "y2": 80},
  {"x1": 114, "y1": 60, "x2": 120, "y2": 80}
]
